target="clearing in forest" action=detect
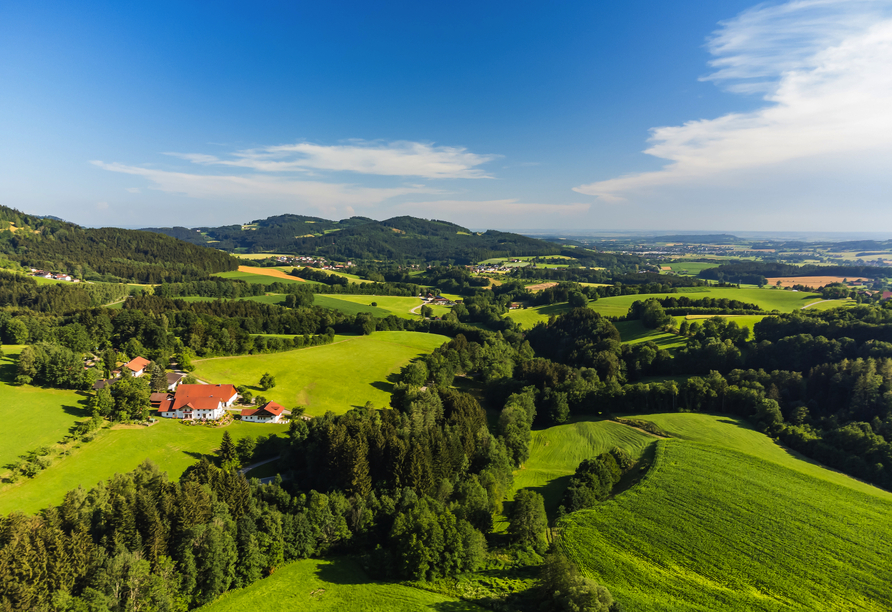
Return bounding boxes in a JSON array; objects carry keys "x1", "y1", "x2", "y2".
[{"x1": 765, "y1": 275, "x2": 867, "y2": 288}]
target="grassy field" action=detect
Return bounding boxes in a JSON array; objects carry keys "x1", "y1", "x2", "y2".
[
  {"x1": 0, "y1": 419, "x2": 287, "y2": 515},
  {"x1": 662, "y1": 261, "x2": 720, "y2": 275},
  {"x1": 590, "y1": 286, "x2": 822, "y2": 318},
  {"x1": 559, "y1": 413, "x2": 892, "y2": 611},
  {"x1": 0, "y1": 347, "x2": 89, "y2": 469},
  {"x1": 507, "y1": 303, "x2": 572, "y2": 328},
  {"x1": 314, "y1": 295, "x2": 424, "y2": 319},
  {"x1": 192, "y1": 332, "x2": 448, "y2": 416},
  {"x1": 801, "y1": 298, "x2": 854, "y2": 311},
  {"x1": 214, "y1": 269, "x2": 311, "y2": 286},
  {"x1": 316, "y1": 269, "x2": 372, "y2": 284},
  {"x1": 199, "y1": 557, "x2": 483, "y2": 612},
  {"x1": 683, "y1": 314, "x2": 767, "y2": 331},
  {"x1": 508, "y1": 420, "x2": 655, "y2": 512},
  {"x1": 614, "y1": 320, "x2": 687, "y2": 351}
]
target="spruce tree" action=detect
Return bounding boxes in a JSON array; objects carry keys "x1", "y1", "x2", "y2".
[{"x1": 218, "y1": 431, "x2": 239, "y2": 470}]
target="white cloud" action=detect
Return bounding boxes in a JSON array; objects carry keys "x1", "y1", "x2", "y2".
[
  {"x1": 92, "y1": 161, "x2": 438, "y2": 215},
  {"x1": 165, "y1": 140, "x2": 498, "y2": 179},
  {"x1": 574, "y1": 0, "x2": 892, "y2": 208}
]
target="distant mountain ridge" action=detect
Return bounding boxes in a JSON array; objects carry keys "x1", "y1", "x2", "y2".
[{"x1": 143, "y1": 214, "x2": 565, "y2": 263}]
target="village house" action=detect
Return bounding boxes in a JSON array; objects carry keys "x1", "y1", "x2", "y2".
[
  {"x1": 241, "y1": 401, "x2": 286, "y2": 423},
  {"x1": 158, "y1": 384, "x2": 239, "y2": 420},
  {"x1": 166, "y1": 372, "x2": 186, "y2": 391},
  {"x1": 123, "y1": 356, "x2": 151, "y2": 377}
]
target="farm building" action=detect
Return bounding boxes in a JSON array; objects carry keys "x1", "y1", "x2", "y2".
[
  {"x1": 123, "y1": 356, "x2": 151, "y2": 377},
  {"x1": 241, "y1": 401, "x2": 286, "y2": 423},
  {"x1": 157, "y1": 384, "x2": 238, "y2": 420},
  {"x1": 166, "y1": 372, "x2": 186, "y2": 391}
]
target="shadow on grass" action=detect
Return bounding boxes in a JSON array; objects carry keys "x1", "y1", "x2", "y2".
[
  {"x1": 0, "y1": 360, "x2": 18, "y2": 384},
  {"x1": 313, "y1": 556, "x2": 373, "y2": 585}
]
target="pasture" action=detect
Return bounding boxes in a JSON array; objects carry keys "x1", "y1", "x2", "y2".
[
  {"x1": 198, "y1": 557, "x2": 483, "y2": 612},
  {"x1": 0, "y1": 347, "x2": 88, "y2": 469},
  {"x1": 682, "y1": 314, "x2": 767, "y2": 331},
  {"x1": 506, "y1": 303, "x2": 572, "y2": 329},
  {"x1": 314, "y1": 295, "x2": 422, "y2": 319},
  {"x1": 562, "y1": 438, "x2": 892, "y2": 611},
  {"x1": 192, "y1": 332, "x2": 448, "y2": 416},
  {"x1": 0, "y1": 419, "x2": 288, "y2": 515},
  {"x1": 614, "y1": 320, "x2": 686, "y2": 351},
  {"x1": 661, "y1": 261, "x2": 719, "y2": 275}
]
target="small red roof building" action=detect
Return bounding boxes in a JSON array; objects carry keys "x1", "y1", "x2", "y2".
[
  {"x1": 124, "y1": 356, "x2": 152, "y2": 376},
  {"x1": 241, "y1": 401, "x2": 286, "y2": 422}
]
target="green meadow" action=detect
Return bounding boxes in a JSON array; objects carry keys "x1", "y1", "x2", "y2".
[
  {"x1": 507, "y1": 303, "x2": 572, "y2": 329},
  {"x1": 0, "y1": 347, "x2": 89, "y2": 469},
  {"x1": 198, "y1": 557, "x2": 483, "y2": 612},
  {"x1": 682, "y1": 313, "x2": 768, "y2": 332},
  {"x1": 661, "y1": 261, "x2": 720, "y2": 275},
  {"x1": 0, "y1": 419, "x2": 287, "y2": 515},
  {"x1": 590, "y1": 286, "x2": 822, "y2": 317},
  {"x1": 214, "y1": 269, "x2": 312, "y2": 285},
  {"x1": 192, "y1": 331, "x2": 448, "y2": 416},
  {"x1": 556, "y1": 413, "x2": 892, "y2": 611},
  {"x1": 614, "y1": 320, "x2": 687, "y2": 351},
  {"x1": 314, "y1": 295, "x2": 424, "y2": 319}
]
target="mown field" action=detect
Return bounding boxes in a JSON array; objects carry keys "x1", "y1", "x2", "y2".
[
  {"x1": 559, "y1": 414, "x2": 892, "y2": 611},
  {"x1": 614, "y1": 320, "x2": 687, "y2": 351},
  {"x1": 590, "y1": 286, "x2": 822, "y2": 317},
  {"x1": 199, "y1": 557, "x2": 483, "y2": 612},
  {"x1": 214, "y1": 268, "x2": 313, "y2": 285},
  {"x1": 0, "y1": 347, "x2": 89, "y2": 469},
  {"x1": 507, "y1": 420, "x2": 655, "y2": 513},
  {"x1": 662, "y1": 261, "x2": 720, "y2": 275},
  {"x1": 0, "y1": 419, "x2": 287, "y2": 515},
  {"x1": 192, "y1": 332, "x2": 448, "y2": 416}
]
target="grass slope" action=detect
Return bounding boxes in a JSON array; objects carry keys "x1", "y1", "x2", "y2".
[
  {"x1": 0, "y1": 420, "x2": 287, "y2": 515},
  {"x1": 192, "y1": 332, "x2": 448, "y2": 416},
  {"x1": 198, "y1": 557, "x2": 483, "y2": 612},
  {"x1": 614, "y1": 320, "x2": 687, "y2": 351},
  {"x1": 510, "y1": 420, "x2": 655, "y2": 512},
  {"x1": 214, "y1": 269, "x2": 310, "y2": 286},
  {"x1": 0, "y1": 348, "x2": 89, "y2": 469},
  {"x1": 563, "y1": 439, "x2": 892, "y2": 611},
  {"x1": 313, "y1": 295, "x2": 421, "y2": 319}
]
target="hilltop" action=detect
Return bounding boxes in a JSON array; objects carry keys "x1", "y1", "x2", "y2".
[
  {"x1": 0, "y1": 205, "x2": 238, "y2": 283},
  {"x1": 144, "y1": 214, "x2": 565, "y2": 263}
]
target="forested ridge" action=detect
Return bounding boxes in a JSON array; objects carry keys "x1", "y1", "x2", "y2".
[
  {"x1": 699, "y1": 261, "x2": 892, "y2": 285},
  {"x1": 147, "y1": 214, "x2": 565, "y2": 263},
  {"x1": 0, "y1": 206, "x2": 239, "y2": 283}
]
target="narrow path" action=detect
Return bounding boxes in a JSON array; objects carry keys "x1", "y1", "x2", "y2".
[
  {"x1": 801, "y1": 299, "x2": 841, "y2": 309},
  {"x1": 238, "y1": 456, "x2": 278, "y2": 475}
]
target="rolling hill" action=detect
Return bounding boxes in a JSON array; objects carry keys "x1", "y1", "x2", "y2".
[{"x1": 145, "y1": 214, "x2": 564, "y2": 263}]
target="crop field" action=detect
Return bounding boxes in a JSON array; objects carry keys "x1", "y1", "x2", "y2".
[
  {"x1": 198, "y1": 557, "x2": 483, "y2": 612},
  {"x1": 0, "y1": 347, "x2": 89, "y2": 469},
  {"x1": 766, "y1": 275, "x2": 867, "y2": 288},
  {"x1": 214, "y1": 267, "x2": 310, "y2": 285},
  {"x1": 192, "y1": 332, "x2": 448, "y2": 416},
  {"x1": 525, "y1": 282, "x2": 558, "y2": 291},
  {"x1": 0, "y1": 419, "x2": 287, "y2": 515},
  {"x1": 562, "y1": 438, "x2": 892, "y2": 611}
]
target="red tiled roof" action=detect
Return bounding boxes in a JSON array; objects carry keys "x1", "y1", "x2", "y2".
[
  {"x1": 242, "y1": 401, "x2": 285, "y2": 418},
  {"x1": 124, "y1": 356, "x2": 151, "y2": 372},
  {"x1": 159, "y1": 384, "x2": 238, "y2": 413}
]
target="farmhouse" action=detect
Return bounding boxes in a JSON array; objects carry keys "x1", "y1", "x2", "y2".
[
  {"x1": 123, "y1": 356, "x2": 151, "y2": 377},
  {"x1": 158, "y1": 384, "x2": 238, "y2": 420},
  {"x1": 166, "y1": 372, "x2": 186, "y2": 391},
  {"x1": 241, "y1": 401, "x2": 286, "y2": 423}
]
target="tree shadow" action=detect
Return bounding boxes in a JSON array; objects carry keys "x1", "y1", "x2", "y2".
[
  {"x1": 313, "y1": 556, "x2": 374, "y2": 586},
  {"x1": 0, "y1": 360, "x2": 18, "y2": 384},
  {"x1": 370, "y1": 380, "x2": 394, "y2": 393}
]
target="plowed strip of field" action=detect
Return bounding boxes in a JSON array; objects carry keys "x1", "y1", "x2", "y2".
[
  {"x1": 237, "y1": 265, "x2": 304, "y2": 281},
  {"x1": 766, "y1": 275, "x2": 867, "y2": 288}
]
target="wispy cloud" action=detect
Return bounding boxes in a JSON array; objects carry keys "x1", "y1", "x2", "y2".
[
  {"x1": 164, "y1": 140, "x2": 498, "y2": 179},
  {"x1": 92, "y1": 161, "x2": 438, "y2": 217},
  {"x1": 574, "y1": 0, "x2": 892, "y2": 204}
]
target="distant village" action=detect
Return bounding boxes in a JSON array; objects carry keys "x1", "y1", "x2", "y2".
[
  {"x1": 270, "y1": 255, "x2": 354, "y2": 270},
  {"x1": 29, "y1": 268, "x2": 79, "y2": 282}
]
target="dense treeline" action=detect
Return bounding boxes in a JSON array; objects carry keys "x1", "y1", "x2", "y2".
[
  {"x1": 0, "y1": 271, "x2": 129, "y2": 312},
  {"x1": 0, "y1": 206, "x2": 239, "y2": 283},
  {"x1": 699, "y1": 261, "x2": 892, "y2": 285}
]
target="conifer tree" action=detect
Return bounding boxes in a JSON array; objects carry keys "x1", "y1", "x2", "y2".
[{"x1": 218, "y1": 431, "x2": 239, "y2": 470}]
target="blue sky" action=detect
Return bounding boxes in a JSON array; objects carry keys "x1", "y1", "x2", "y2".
[{"x1": 2, "y1": 0, "x2": 890, "y2": 231}]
